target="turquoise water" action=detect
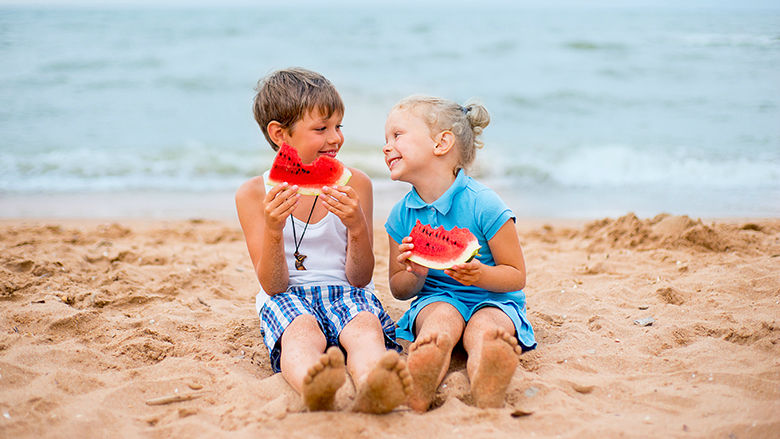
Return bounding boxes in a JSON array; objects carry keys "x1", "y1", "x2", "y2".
[{"x1": 1, "y1": 3, "x2": 779, "y2": 217}]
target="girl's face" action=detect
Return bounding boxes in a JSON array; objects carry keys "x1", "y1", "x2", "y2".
[
  {"x1": 281, "y1": 109, "x2": 344, "y2": 164},
  {"x1": 383, "y1": 108, "x2": 436, "y2": 182}
]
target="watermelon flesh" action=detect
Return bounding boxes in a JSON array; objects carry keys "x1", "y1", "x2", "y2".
[
  {"x1": 264, "y1": 143, "x2": 352, "y2": 195},
  {"x1": 408, "y1": 220, "x2": 481, "y2": 270}
]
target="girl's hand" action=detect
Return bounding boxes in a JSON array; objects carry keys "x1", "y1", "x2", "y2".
[
  {"x1": 264, "y1": 182, "x2": 299, "y2": 231},
  {"x1": 398, "y1": 236, "x2": 429, "y2": 277},
  {"x1": 444, "y1": 260, "x2": 483, "y2": 286},
  {"x1": 321, "y1": 185, "x2": 364, "y2": 229}
]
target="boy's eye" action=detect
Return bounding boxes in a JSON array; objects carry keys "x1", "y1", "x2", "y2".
[{"x1": 336, "y1": 124, "x2": 343, "y2": 130}]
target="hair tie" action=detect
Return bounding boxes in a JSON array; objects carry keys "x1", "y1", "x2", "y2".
[{"x1": 461, "y1": 105, "x2": 470, "y2": 115}]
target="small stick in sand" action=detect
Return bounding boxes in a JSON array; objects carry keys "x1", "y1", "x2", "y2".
[{"x1": 145, "y1": 392, "x2": 204, "y2": 406}]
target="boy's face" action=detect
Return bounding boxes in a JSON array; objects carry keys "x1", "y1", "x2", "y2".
[
  {"x1": 383, "y1": 108, "x2": 436, "y2": 182},
  {"x1": 281, "y1": 109, "x2": 344, "y2": 164}
]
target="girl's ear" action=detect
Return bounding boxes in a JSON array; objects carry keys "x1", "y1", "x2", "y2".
[
  {"x1": 267, "y1": 121, "x2": 286, "y2": 148},
  {"x1": 433, "y1": 130, "x2": 455, "y2": 156}
]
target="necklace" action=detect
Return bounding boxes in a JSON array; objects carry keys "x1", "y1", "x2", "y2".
[{"x1": 291, "y1": 195, "x2": 318, "y2": 271}]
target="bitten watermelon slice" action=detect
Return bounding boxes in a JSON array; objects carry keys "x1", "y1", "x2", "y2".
[
  {"x1": 263, "y1": 143, "x2": 352, "y2": 195},
  {"x1": 408, "y1": 220, "x2": 481, "y2": 270}
]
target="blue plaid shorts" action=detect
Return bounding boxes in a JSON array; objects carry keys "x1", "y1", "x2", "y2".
[{"x1": 259, "y1": 285, "x2": 401, "y2": 373}]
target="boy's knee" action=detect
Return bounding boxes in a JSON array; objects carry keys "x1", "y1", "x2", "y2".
[
  {"x1": 345, "y1": 311, "x2": 382, "y2": 332},
  {"x1": 283, "y1": 314, "x2": 324, "y2": 342}
]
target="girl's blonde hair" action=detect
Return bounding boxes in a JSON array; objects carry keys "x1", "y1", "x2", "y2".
[{"x1": 393, "y1": 95, "x2": 490, "y2": 172}]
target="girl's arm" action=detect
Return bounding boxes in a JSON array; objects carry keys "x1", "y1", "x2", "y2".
[
  {"x1": 235, "y1": 177, "x2": 299, "y2": 295},
  {"x1": 321, "y1": 168, "x2": 374, "y2": 288},
  {"x1": 388, "y1": 235, "x2": 428, "y2": 300},
  {"x1": 444, "y1": 219, "x2": 526, "y2": 292}
]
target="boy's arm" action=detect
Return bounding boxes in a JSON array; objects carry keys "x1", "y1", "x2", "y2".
[
  {"x1": 444, "y1": 220, "x2": 526, "y2": 292},
  {"x1": 321, "y1": 168, "x2": 374, "y2": 288},
  {"x1": 235, "y1": 177, "x2": 298, "y2": 295},
  {"x1": 388, "y1": 235, "x2": 428, "y2": 300}
]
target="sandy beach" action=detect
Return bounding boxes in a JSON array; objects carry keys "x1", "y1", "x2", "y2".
[{"x1": 1, "y1": 213, "x2": 778, "y2": 438}]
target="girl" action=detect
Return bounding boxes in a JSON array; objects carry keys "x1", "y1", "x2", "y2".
[{"x1": 383, "y1": 95, "x2": 536, "y2": 411}]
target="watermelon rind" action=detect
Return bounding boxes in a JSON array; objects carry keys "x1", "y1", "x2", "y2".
[
  {"x1": 409, "y1": 242, "x2": 481, "y2": 270},
  {"x1": 263, "y1": 166, "x2": 352, "y2": 195}
]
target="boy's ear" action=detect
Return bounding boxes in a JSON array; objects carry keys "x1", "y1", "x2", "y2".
[
  {"x1": 433, "y1": 130, "x2": 455, "y2": 156},
  {"x1": 267, "y1": 121, "x2": 286, "y2": 148}
]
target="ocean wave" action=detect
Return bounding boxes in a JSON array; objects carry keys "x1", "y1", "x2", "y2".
[
  {"x1": 480, "y1": 144, "x2": 780, "y2": 189},
  {"x1": 563, "y1": 40, "x2": 628, "y2": 51},
  {"x1": 2, "y1": 143, "x2": 777, "y2": 194},
  {"x1": 677, "y1": 32, "x2": 780, "y2": 48}
]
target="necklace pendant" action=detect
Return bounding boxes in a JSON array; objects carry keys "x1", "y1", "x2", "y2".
[{"x1": 294, "y1": 251, "x2": 307, "y2": 271}]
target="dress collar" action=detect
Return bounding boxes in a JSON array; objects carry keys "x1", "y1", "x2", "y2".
[{"x1": 406, "y1": 169, "x2": 468, "y2": 215}]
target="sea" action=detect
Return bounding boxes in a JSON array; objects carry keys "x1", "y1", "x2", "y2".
[{"x1": 1, "y1": 1, "x2": 779, "y2": 219}]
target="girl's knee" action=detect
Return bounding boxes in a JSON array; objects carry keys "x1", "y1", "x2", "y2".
[
  {"x1": 415, "y1": 302, "x2": 465, "y2": 335},
  {"x1": 466, "y1": 307, "x2": 514, "y2": 334}
]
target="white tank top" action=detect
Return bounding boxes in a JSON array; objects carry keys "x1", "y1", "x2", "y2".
[{"x1": 255, "y1": 177, "x2": 374, "y2": 313}]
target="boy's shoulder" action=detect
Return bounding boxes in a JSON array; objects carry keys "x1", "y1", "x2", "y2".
[
  {"x1": 346, "y1": 166, "x2": 371, "y2": 184},
  {"x1": 235, "y1": 175, "x2": 266, "y2": 202}
]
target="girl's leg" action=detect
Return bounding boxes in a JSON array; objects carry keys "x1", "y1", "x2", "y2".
[
  {"x1": 280, "y1": 314, "x2": 346, "y2": 411},
  {"x1": 462, "y1": 306, "x2": 522, "y2": 408},
  {"x1": 339, "y1": 311, "x2": 411, "y2": 413},
  {"x1": 407, "y1": 302, "x2": 465, "y2": 412}
]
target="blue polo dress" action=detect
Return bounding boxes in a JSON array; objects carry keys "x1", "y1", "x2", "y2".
[{"x1": 385, "y1": 170, "x2": 536, "y2": 351}]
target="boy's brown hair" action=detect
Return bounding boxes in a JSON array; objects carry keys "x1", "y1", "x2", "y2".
[{"x1": 253, "y1": 67, "x2": 344, "y2": 150}]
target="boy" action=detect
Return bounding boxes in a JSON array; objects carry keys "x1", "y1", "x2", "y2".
[{"x1": 235, "y1": 68, "x2": 411, "y2": 413}]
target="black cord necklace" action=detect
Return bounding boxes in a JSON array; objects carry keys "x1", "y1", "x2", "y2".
[{"x1": 291, "y1": 195, "x2": 318, "y2": 270}]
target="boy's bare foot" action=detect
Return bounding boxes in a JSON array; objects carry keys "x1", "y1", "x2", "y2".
[
  {"x1": 352, "y1": 350, "x2": 412, "y2": 414},
  {"x1": 470, "y1": 329, "x2": 521, "y2": 408},
  {"x1": 407, "y1": 333, "x2": 451, "y2": 412},
  {"x1": 302, "y1": 346, "x2": 346, "y2": 411}
]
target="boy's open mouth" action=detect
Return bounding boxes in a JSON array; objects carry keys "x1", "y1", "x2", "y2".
[
  {"x1": 386, "y1": 157, "x2": 401, "y2": 169},
  {"x1": 319, "y1": 150, "x2": 339, "y2": 158}
]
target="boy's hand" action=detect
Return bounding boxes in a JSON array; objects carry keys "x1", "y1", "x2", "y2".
[
  {"x1": 264, "y1": 182, "x2": 299, "y2": 231},
  {"x1": 321, "y1": 185, "x2": 364, "y2": 230},
  {"x1": 398, "y1": 236, "x2": 429, "y2": 278},
  {"x1": 444, "y1": 261, "x2": 483, "y2": 286}
]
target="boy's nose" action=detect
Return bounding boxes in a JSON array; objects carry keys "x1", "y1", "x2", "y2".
[
  {"x1": 382, "y1": 142, "x2": 391, "y2": 154},
  {"x1": 327, "y1": 129, "x2": 342, "y2": 145}
]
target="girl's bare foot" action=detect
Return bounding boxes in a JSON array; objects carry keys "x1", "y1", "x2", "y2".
[
  {"x1": 302, "y1": 346, "x2": 346, "y2": 411},
  {"x1": 470, "y1": 329, "x2": 521, "y2": 408},
  {"x1": 407, "y1": 333, "x2": 451, "y2": 412},
  {"x1": 352, "y1": 350, "x2": 412, "y2": 414}
]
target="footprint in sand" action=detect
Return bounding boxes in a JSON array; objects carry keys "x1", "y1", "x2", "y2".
[
  {"x1": 470, "y1": 329, "x2": 521, "y2": 409},
  {"x1": 352, "y1": 350, "x2": 412, "y2": 414},
  {"x1": 302, "y1": 346, "x2": 346, "y2": 411}
]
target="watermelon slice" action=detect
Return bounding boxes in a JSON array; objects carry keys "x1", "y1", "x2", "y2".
[
  {"x1": 408, "y1": 220, "x2": 481, "y2": 270},
  {"x1": 263, "y1": 143, "x2": 352, "y2": 195}
]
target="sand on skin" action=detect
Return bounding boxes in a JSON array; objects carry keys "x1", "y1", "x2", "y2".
[{"x1": 0, "y1": 214, "x2": 779, "y2": 438}]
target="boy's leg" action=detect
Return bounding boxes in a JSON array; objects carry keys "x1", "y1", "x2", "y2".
[
  {"x1": 462, "y1": 306, "x2": 522, "y2": 408},
  {"x1": 406, "y1": 302, "x2": 465, "y2": 412},
  {"x1": 339, "y1": 311, "x2": 411, "y2": 414},
  {"x1": 280, "y1": 314, "x2": 346, "y2": 411}
]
